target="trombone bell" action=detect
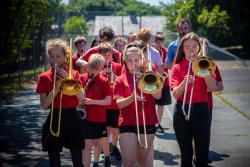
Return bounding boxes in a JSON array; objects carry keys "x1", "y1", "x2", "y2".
[
  {"x1": 192, "y1": 56, "x2": 216, "y2": 78},
  {"x1": 59, "y1": 79, "x2": 83, "y2": 96},
  {"x1": 138, "y1": 72, "x2": 164, "y2": 94}
]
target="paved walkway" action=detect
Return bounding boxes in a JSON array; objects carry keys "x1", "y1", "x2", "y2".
[{"x1": 0, "y1": 60, "x2": 250, "y2": 167}]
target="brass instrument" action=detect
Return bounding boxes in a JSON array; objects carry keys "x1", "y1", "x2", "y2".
[
  {"x1": 133, "y1": 66, "x2": 148, "y2": 149},
  {"x1": 77, "y1": 74, "x2": 94, "y2": 119},
  {"x1": 50, "y1": 63, "x2": 62, "y2": 137},
  {"x1": 138, "y1": 44, "x2": 165, "y2": 94},
  {"x1": 50, "y1": 38, "x2": 83, "y2": 137},
  {"x1": 182, "y1": 40, "x2": 216, "y2": 121},
  {"x1": 192, "y1": 40, "x2": 216, "y2": 78},
  {"x1": 104, "y1": 61, "x2": 115, "y2": 84},
  {"x1": 59, "y1": 38, "x2": 83, "y2": 96}
]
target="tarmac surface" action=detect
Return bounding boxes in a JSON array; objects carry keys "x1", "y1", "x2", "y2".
[{"x1": 0, "y1": 60, "x2": 250, "y2": 167}]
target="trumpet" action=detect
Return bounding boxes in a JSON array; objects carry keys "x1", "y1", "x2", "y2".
[
  {"x1": 182, "y1": 40, "x2": 216, "y2": 121},
  {"x1": 133, "y1": 66, "x2": 148, "y2": 149},
  {"x1": 103, "y1": 61, "x2": 115, "y2": 84}
]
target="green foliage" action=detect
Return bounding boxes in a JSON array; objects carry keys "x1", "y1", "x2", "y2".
[
  {"x1": 0, "y1": 0, "x2": 60, "y2": 74},
  {"x1": 197, "y1": 5, "x2": 229, "y2": 38},
  {"x1": 118, "y1": 0, "x2": 161, "y2": 16},
  {"x1": 64, "y1": 16, "x2": 88, "y2": 34}
]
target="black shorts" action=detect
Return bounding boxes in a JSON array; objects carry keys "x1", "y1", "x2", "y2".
[
  {"x1": 155, "y1": 85, "x2": 172, "y2": 105},
  {"x1": 42, "y1": 108, "x2": 84, "y2": 152},
  {"x1": 106, "y1": 109, "x2": 120, "y2": 128},
  {"x1": 83, "y1": 120, "x2": 108, "y2": 139},
  {"x1": 119, "y1": 125, "x2": 156, "y2": 134}
]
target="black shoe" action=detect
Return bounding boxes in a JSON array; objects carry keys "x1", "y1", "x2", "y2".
[
  {"x1": 104, "y1": 157, "x2": 111, "y2": 167},
  {"x1": 157, "y1": 124, "x2": 164, "y2": 133},
  {"x1": 111, "y1": 145, "x2": 122, "y2": 161},
  {"x1": 93, "y1": 162, "x2": 99, "y2": 167},
  {"x1": 208, "y1": 158, "x2": 212, "y2": 163}
]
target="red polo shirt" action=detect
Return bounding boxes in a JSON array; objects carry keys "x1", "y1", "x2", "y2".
[
  {"x1": 81, "y1": 46, "x2": 121, "y2": 63},
  {"x1": 80, "y1": 73, "x2": 111, "y2": 123},
  {"x1": 207, "y1": 65, "x2": 222, "y2": 109},
  {"x1": 72, "y1": 52, "x2": 81, "y2": 73},
  {"x1": 36, "y1": 67, "x2": 80, "y2": 109},
  {"x1": 103, "y1": 61, "x2": 122, "y2": 110},
  {"x1": 170, "y1": 58, "x2": 209, "y2": 104},
  {"x1": 113, "y1": 70, "x2": 158, "y2": 126}
]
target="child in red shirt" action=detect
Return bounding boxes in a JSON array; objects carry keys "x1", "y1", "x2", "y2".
[
  {"x1": 78, "y1": 54, "x2": 112, "y2": 167},
  {"x1": 72, "y1": 36, "x2": 87, "y2": 73},
  {"x1": 36, "y1": 39, "x2": 84, "y2": 167},
  {"x1": 170, "y1": 32, "x2": 217, "y2": 167},
  {"x1": 99, "y1": 43, "x2": 123, "y2": 163},
  {"x1": 113, "y1": 43, "x2": 162, "y2": 167}
]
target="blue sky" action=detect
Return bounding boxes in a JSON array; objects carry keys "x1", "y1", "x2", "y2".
[{"x1": 61, "y1": 0, "x2": 172, "y2": 6}]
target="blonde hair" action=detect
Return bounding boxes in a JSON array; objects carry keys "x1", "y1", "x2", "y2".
[
  {"x1": 46, "y1": 39, "x2": 68, "y2": 57},
  {"x1": 88, "y1": 53, "x2": 105, "y2": 70},
  {"x1": 123, "y1": 43, "x2": 143, "y2": 61},
  {"x1": 98, "y1": 42, "x2": 112, "y2": 54}
]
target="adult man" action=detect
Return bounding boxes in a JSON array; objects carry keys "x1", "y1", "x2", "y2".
[{"x1": 165, "y1": 18, "x2": 191, "y2": 68}]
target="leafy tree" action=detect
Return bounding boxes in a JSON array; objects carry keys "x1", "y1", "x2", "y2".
[
  {"x1": 0, "y1": 0, "x2": 60, "y2": 80},
  {"x1": 64, "y1": 16, "x2": 88, "y2": 34}
]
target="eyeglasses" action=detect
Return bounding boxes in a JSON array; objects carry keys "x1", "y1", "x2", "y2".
[{"x1": 155, "y1": 38, "x2": 164, "y2": 41}]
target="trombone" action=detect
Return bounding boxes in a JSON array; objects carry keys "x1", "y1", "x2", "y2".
[
  {"x1": 50, "y1": 63, "x2": 62, "y2": 137},
  {"x1": 133, "y1": 66, "x2": 148, "y2": 149},
  {"x1": 182, "y1": 40, "x2": 216, "y2": 121},
  {"x1": 59, "y1": 38, "x2": 83, "y2": 96},
  {"x1": 138, "y1": 44, "x2": 165, "y2": 94},
  {"x1": 50, "y1": 38, "x2": 83, "y2": 137}
]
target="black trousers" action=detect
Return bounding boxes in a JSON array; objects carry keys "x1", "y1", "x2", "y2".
[{"x1": 173, "y1": 100, "x2": 210, "y2": 167}]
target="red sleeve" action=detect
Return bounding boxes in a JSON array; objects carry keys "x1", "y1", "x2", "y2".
[
  {"x1": 114, "y1": 63, "x2": 122, "y2": 76},
  {"x1": 72, "y1": 70, "x2": 80, "y2": 80},
  {"x1": 36, "y1": 75, "x2": 49, "y2": 94},
  {"x1": 103, "y1": 79, "x2": 112, "y2": 96},
  {"x1": 81, "y1": 47, "x2": 97, "y2": 62},
  {"x1": 170, "y1": 65, "x2": 181, "y2": 90},
  {"x1": 152, "y1": 64, "x2": 157, "y2": 72},
  {"x1": 113, "y1": 49, "x2": 121, "y2": 63},
  {"x1": 113, "y1": 77, "x2": 124, "y2": 99},
  {"x1": 214, "y1": 66, "x2": 222, "y2": 82}
]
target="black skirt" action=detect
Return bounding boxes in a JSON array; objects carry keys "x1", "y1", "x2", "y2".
[{"x1": 42, "y1": 108, "x2": 84, "y2": 152}]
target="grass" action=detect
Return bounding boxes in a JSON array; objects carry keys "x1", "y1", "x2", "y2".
[{"x1": 0, "y1": 66, "x2": 44, "y2": 97}]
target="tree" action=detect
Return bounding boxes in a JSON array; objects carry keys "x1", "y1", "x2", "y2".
[{"x1": 64, "y1": 16, "x2": 88, "y2": 34}]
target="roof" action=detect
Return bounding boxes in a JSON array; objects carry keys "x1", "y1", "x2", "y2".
[{"x1": 91, "y1": 16, "x2": 166, "y2": 36}]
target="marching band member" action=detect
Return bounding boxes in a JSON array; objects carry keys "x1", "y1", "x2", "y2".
[
  {"x1": 72, "y1": 36, "x2": 87, "y2": 73},
  {"x1": 113, "y1": 43, "x2": 161, "y2": 167},
  {"x1": 154, "y1": 32, "x2": 172, "y2": 133},
  {"x1": 170, "y1": 32, "x2": 217, "y2": 167},
  {"x1": 99, "y1": 43, "x2": 123, "y2": 162},
  {"x1": 79, "y1": 54, "x2": 112, "y2": 167},
  {"x1": 36, "y1": 39, "x2": 84, "y2": 167},
  {"x1": 76, "y1": 26, "x2": 121, "y2": 69}
]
